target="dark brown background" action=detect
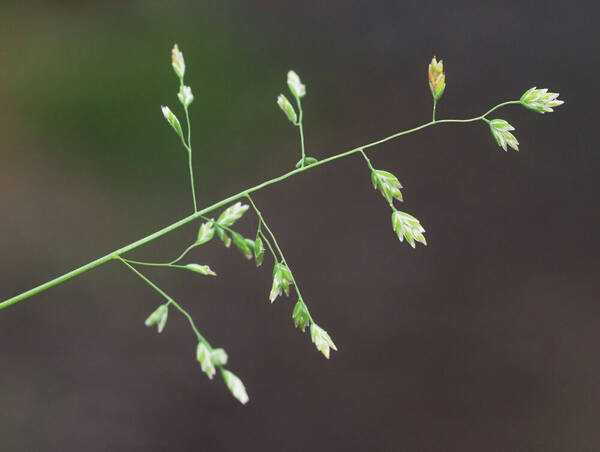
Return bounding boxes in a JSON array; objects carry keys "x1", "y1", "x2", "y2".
[{"x1": 0, "y1": 1, "x2": 598, "y2": 450}]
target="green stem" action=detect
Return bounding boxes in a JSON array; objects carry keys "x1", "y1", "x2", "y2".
[
  {"x1": 118, "y1": 256, "x2": 210, "y2": 347},
  {"x1": 481, "y1": 100, "x2": 521, "y2": 118},
  {"x1": 259, "y1": 230, "x2": 278, "y2": 262},
  {"x1": 295, "y1": 97, "x2": 306, "y2": 166},
  {"x1": 432, "y1": 98, "x2": 437, "y2": 122},
  {"x1": 246, "y1": 194, "x2": 314, "y2": 323},
  {"x1": 118, "y1": 256, "x2": 172, "y2": 301},
  {"x1": 255, "y1": 218, "x2": 262, "y2": 241},
  {"x1": 168, "y1": 298, "x2": 210, "y2": 347},
  {"x1": 184, "y1": 106, "x2": 198, "y2": 213},
  {"x1": 125, "y1": 241, "x2": 200, "y2": 268},
  {"x1": 245, "y1": 195, "x2": 283, "y2": 262},
  {"x1": 0, "y1": 101, "x2": 517, "y2": 311},
  {"x1": 121, "y1": 258, "x2": 170, "y2": 268},
  {"x1": 169, "y1": 243, "x2": 199, "y2": 265},
  {"x1": 359, "y1": 148, "x2": 375, "y2": 172},
  {"x1": 121, "y1": 258, "x2": 190, "y2": 270}
]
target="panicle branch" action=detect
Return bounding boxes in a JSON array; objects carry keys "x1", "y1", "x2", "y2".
[{"x1": 0, "y1": 46, "x2": 564, "y2": 405}]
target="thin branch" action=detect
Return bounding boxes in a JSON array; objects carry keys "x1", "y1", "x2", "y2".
[
  {"x1": 246, "y1": 193, "x2": 314, "y2": 323},
  {"x1": 118, "y1": 256, "x2": 210, "y2": 347},
  {"x1": 0, "y1": 101, "x2": 519, "y2": 311},
  {"x1": 295, "y1": 96, "x2": 306, "y2": 166},
  {"x1": 184, "y1": 105, "x2": 198, "y2": 212}
]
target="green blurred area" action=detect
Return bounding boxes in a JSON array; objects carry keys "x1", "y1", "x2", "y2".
[{"x1": 1, "y1": 2, "x2": 292, "y2": 199}]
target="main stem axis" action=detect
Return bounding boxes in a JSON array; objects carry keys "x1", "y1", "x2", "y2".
[{"x1": 0, "y1": 102, "x2": 517, "y2": 311}]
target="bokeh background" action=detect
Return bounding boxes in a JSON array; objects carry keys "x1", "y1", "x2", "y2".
[{"x1": 0, "y1": 1, "x2": 598, "y2": 450}]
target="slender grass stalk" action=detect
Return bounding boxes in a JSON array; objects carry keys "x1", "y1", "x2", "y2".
[
  {"x1": 296, "y1": 97, "x2": 306, "y2": 166},
  {"x1": 0, "y1": 101, "x2": 520, "y2": 312},
  {"x1": 245, "y1": 194, "x2": 314, "y2": 319},
  {"x1": 118, "y1": 256, "x2": 210, "y2": 346},
  {"x1": 184, "y1": 106, "x2": 198, "y2": 213}
]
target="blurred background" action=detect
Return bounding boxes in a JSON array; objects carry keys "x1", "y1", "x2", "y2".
[{"x1": 0, "y1": 1, "x2": 598, "y2": 450}]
